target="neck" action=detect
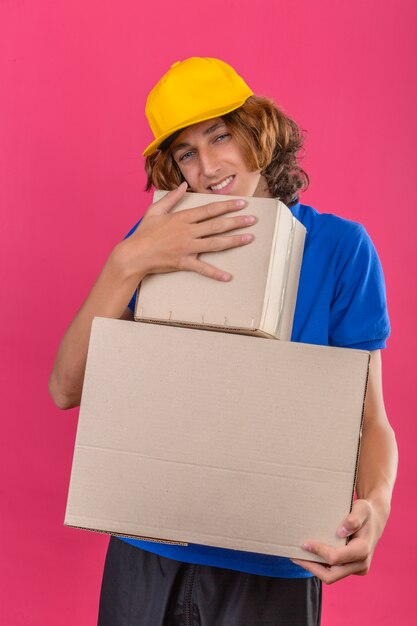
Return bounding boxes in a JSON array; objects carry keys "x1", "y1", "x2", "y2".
[{"x1": 253, "y1": 174, "x2": 272, "y2": 198}]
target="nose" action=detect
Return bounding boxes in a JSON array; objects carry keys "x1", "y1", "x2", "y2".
[{"x1": 198, "y1": 147, "x2": 221, "y2": 179}]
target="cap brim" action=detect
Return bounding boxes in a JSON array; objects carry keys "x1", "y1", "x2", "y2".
[{"x1": 142, "y1": 93, "x2": 253, "y2": 157}]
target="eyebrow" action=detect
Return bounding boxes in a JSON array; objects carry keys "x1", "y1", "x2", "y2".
[{"x1": 172, "y1": 122, "x2": 227, "y2": 155}]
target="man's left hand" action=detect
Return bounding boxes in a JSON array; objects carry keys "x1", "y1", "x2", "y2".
[{"x1": 290, "y1": 499, "x2": 384, "y2": 584}]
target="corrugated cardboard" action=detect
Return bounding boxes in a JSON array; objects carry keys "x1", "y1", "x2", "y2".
[
  {"x1": 65, "y1": 318, "x2": 369, "y2": 563},
  {"x1": 134, "y1": 190, "x2": 306, "y2": 340}
]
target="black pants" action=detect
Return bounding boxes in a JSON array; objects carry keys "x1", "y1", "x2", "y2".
[{"x1": 98, "y1": 537, "x2": 322, "y2": 626}]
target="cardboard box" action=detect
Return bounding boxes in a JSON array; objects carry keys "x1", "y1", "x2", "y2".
[
  {"x1": 134, "y1": 190, "x2": 306, "y2": 340},
  {"x1": 65, "y1": 318, "x2": 370, "y2": 562}
]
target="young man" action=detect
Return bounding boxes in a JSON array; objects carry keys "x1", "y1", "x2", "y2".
[{"x1": 49, "y1": 57, "x2": 397, "y2": 625}]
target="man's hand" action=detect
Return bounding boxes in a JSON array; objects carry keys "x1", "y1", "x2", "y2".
[
  {"x1": 122, "y1": 181, "x2": 256, "y2": 282},
  {"x1": 290, "y1": 498, "x2": 385, "y2": 584}
]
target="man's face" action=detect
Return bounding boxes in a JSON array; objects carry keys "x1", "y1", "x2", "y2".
[{"x1": 170, "y1": 117, "x2": 263, "y2": 197}]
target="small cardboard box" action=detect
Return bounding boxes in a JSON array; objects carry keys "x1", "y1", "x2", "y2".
[
  {"x1": 134, "y1": 190, "x2": 306, "y2": 341},
  {"x1": 65, "y1": 318, "x2": 369, "y2": 562}
]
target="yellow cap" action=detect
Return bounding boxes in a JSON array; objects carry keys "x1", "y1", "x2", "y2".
[{"x1": 143, "y1": 57, "x2": 253, "y2": 156}]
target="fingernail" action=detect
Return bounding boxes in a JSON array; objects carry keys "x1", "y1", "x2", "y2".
[
  {"x1": 235, "y1": 200, "x2": 246, "y2": 207},
  {"x1": 245, "y1": 216, "x2": 256, "y2": 224},
  {"x1": 337, "y1": 526, "x2": 349, "y2": 538},
  {"x1": 302, "y1": 543, "x2": 312, "y2": 551},
  {"x1": 241, "y1": 234, "x2": 253, "y2": 243},
  {"x1": 221, "y1": 273, "x2": 232, "y2": 281}
]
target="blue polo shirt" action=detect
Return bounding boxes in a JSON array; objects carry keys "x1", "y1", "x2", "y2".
[{"x1": 117, "y1": 200, "x2": 390, "y2": 578}]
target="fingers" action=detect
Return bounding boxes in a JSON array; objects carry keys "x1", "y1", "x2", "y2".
[
  {"x1": 148, "y1": 185, "x2": 248, "y2": 222},
  {"x1": 178, "y1": 232, "x2": 254, "y2": 279},
  {"x1": 337, "y1": 499, "x2": 372, "y2": 538},
  {"x1": 138, "y1": 186, "x2": 254, "y2": 280},
  {"x1": 290, "y1": 558, "x2": 367, "y2": 585},
  {"x1": 182, "y1": 198, "x2": 248, "y2": 223},
  {"x1": 300, "y1": 537, "x2": 369, "y2": 567},
  {"x1": 189, "y1": 232, "x2": 254, "y2": 255},
  {"x1": 193, "y1": 214, "x2": 257, "y2": 238},
  {"x1": 149, "y1": 182, "x2": 189, "y2": 215},
  {"x1": 290, "y1": 499, "x2": 377, "y2": 584},
  {"x1": 187, "y1": 258, "x2": 233, "y2": 282}
]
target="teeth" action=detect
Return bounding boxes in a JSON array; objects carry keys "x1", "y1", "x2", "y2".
[{"x1": 210, "y1": 176, "x2": 234, "y2": 191}]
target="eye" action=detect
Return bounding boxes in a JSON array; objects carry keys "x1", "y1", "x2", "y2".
[
  {"x1": 179, "y1": 150, "x2": 194, "y2": 162},
  {"x1": 214, "y1": 133, "x2": 230, "y2": 143}
]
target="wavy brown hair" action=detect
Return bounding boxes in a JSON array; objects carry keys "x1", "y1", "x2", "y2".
[{"x1": 144, "y1": 95, "x2": 309, "y2": 206}]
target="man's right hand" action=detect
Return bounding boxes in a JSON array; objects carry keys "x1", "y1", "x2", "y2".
[{"x1": 118, "y1": 181, "x2": 257, "y2": 282}]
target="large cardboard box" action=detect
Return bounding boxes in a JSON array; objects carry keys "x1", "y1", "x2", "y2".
[
  {"x1": 134, "y1": 190, "x2": 306, "y2": 340},
  {"x1": 65, "y1": 318, "x2": 370, "y2": 562}
]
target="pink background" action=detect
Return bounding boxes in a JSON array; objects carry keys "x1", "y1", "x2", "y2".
[{"x1": 1, "y1": 1, "x2": 416, "y2": 624}]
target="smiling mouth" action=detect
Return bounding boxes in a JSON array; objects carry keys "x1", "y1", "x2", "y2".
[{"x1": 207, "y1": 175, "x2": 235, "y2": 191}]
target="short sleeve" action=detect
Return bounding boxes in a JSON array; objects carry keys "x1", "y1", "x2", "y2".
[
  {"x1": 328, "y1": 224, "x2": 390, "y2": 350},
  {"x1": 123, "y1": 218, "x2": 142, "y2": 314}
]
